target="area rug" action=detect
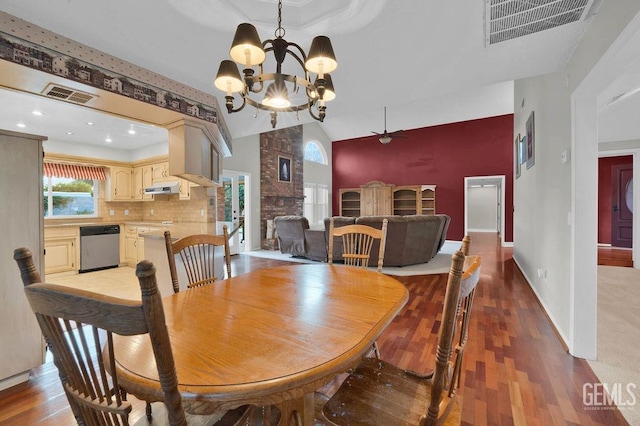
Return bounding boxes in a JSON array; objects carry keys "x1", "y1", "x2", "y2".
[
  {"x1": 587, "y1": 265, "x2": 640, "y2": 424},
  {"x1": 242, "y1": 240, "x2": 460, "y2": 276}
]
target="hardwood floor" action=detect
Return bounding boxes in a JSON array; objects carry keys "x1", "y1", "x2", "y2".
[
  {"x1": 0, "y1": 233, "x2": 628, "y2": 425},
  {"x1": 598, "y1": 245, "x2": 633, "y2": 267}
]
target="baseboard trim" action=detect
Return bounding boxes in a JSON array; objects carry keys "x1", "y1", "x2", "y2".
[{"x1": 511, "y1": 255, "x2": 571, "y2": 354}]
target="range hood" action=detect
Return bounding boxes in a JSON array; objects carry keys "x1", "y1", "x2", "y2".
[{"x1": 144, "y1": 181, "x2": 179, "y2": 195}]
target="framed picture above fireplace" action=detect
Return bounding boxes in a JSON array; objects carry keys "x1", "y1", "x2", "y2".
[{"x1": 278, "y1": 156, "x2": 291, "y2": 183}]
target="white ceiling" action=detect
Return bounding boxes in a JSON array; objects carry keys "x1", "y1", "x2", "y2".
[{"x1": 0, "y1": 0, "x2": 638, "y2": 150}]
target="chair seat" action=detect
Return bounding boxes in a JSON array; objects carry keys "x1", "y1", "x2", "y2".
[{"x1": 321, "y1": 357, "x2": 461, "y2": 426}]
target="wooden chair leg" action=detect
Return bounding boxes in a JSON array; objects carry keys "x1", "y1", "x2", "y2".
[
  {"x1": 146, "y1": 401, "x2": 152, "y2": 421},
  {"x1": 372, "y1": 341, "x2": 381, "y2": 358}
]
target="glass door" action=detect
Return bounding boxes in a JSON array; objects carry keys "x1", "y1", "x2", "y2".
[{"x1": 222, "y1": 172, "x2": 246, "y2": 255}]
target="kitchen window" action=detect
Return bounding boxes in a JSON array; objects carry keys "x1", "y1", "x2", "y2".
[{"x1": 43, "y1": 163, "x2": 105, "y2": 218}]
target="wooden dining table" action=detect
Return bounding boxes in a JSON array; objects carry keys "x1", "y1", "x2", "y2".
[{"x1": 112, "y1": 263, "x2": 409, "y2": 425}]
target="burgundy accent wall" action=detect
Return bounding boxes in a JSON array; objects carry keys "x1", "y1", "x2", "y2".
[
  {"x1": 332, "y1": 114, "x2": 514, "y2": 242},
  {"x1": 598, "y1": 155, "x2": 633, "y2": 244}
]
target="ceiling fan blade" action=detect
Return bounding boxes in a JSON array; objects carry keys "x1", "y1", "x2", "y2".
[
  {"x1": 371, "y1": 131, "x2": 382, "y2": 135},
  {"x1": 388, "y1": 130, "x2": 406, "y2": 138}
]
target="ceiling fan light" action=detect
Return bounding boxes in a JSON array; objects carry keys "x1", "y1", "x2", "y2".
[
  {"x1": 305, "y1": 36, "x2": 337, "y2": 76},
  {"x1": 229, "y1": 23, "x2": 266, "y2": 66},
  {"x1": 214, "y1": 60, "x2": 244, "y2": 94},
  {"x1": 379, "y1": 136, "x2": 392, "y2": 145}
]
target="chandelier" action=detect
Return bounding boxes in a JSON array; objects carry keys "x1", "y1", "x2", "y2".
[{"x1": 214, "y1": 0, "x2": 337, "y2": 128}]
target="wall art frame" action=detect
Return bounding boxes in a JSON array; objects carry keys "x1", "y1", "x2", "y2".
[
  {"x1": 278, "y1": 156, "x2": 292, "y2": 183},
  {"x1": 526, "y1": 111, "x2": 535, "y2": 169}
]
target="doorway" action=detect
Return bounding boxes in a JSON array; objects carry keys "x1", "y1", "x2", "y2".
[
  {"x1": 464, "y1": 175, "x2": 505, "y2": 245},
  {"x1": 611, "y1": 163, "x2": 633, "y2": 248},
  {"x1": 222, "y1": 171, "x2": 249, "y2": 255}
]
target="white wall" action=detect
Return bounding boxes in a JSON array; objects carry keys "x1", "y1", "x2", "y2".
[
  {"x1": 467, "y1": 186, "x2": 498, "y2": 231},
  {"x1": 221, "y1": 132, "x2": 261, "y2": 250},
  {"x1": 221, "y1": 122, "x2": 332, "y2": 251},
  {"x1": 303, "y1": 122, "x2": 333, "y2": 221},
  {"x1": 513, "y1": 1, "x2": 640, "y2": 359}
]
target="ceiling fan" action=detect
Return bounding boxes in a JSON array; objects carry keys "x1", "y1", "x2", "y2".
[{"x1": 372, "y1": 106, "x2": 406, "y2": 144}]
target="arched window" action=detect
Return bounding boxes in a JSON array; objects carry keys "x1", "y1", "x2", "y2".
[{"x1": 304, "y1": 141, "x2": 327, "y2": 165}]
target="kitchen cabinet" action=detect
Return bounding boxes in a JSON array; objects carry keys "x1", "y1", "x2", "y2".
[
  {"x1": 132, "y1": 165, "x2": 153, "y2": 201},
  {"x1": 124, "y1": 225, "x2": 143, "y2": 266},
  {"x1": 360, "y1": 181, "x2": 393, "y2": 216},
  {"x1": 0, "y1": 129, "x2": 45, "y2": 390},
  {"x1": 151, "y1": 161, "x2": 174, "y2": 183},
  {"x1": 107, "y1": 166, "x2": 133, "y2": 201},
  {"x1": 168, "y1": 118, "x2": 222, "y2": 187},
  {"x1": 124, "y1": 225, "x2": 156, "y2": 266},
  {"x1": 44, "y1": 227, "x2": 78, "y2": 274},
  {"x1": 178, "y1": 178, "x2": 194, "y2": 200}
]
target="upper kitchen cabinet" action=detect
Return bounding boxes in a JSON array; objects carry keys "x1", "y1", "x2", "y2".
[
  {"x1": 106, "y1": 166, "x2": 133, "y2": 201},
  {"x1": 168, "y1": 118, "x2": 222, "y2": 187},
  {"x1": 132, "y1": 165, "x2": 153, "y2": 201},
  {"x1": 151, "y1": 161, "x2": 176, "y2": 184}
]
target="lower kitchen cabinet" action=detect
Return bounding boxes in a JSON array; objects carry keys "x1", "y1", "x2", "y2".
[
  {"x1": 124, "y1": 225, "x2": 151, "y2": 266},
  {"x1": 44, "y1": 227, "x2": 78, "y2": 274}
]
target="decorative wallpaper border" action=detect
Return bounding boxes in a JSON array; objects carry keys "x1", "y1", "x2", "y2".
[{"x1": 0, "y1": 12, "x2": 232, "y2": 146}]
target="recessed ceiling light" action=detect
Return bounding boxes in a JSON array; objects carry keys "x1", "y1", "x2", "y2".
[
  {"x1": 105, "y1": 136, "x2": 112, "y2": 143},
  {"x1": 66, "y1": 131, "x2": 73, "y2": 135},
  {"x1": 16, "y1": 123, "x2": 26, "y2": 128},
  {"x1": 86, "y1": 121, "x2": 94, "y2": 126},
  {"x1": 32, "y1": 110, "x2": 43, "y2": 116},
  {"x1": 128, "y1": 128, "x2": 136, "y2": 135}
]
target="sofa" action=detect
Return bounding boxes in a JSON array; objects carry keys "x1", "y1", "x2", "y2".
[
  {"x1": 273, "y1": 215, "x2": 310, "y2": 257},
  {"x1": 274, "y1": 214, "x2": 450, "y2": 266}
]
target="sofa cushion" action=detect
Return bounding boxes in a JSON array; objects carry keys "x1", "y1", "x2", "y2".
[
  {"x1": 304, "y1": 229, "x2": 327, "y2": 262},
  {"x1": 274, "y1": 216, "x2": 309, "y2": 256},
  {"x1": 355, "y1": 215, "x2": 450, "y2": 266}
]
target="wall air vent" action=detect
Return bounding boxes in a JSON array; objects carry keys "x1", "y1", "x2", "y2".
[
  {"x1": 485, "y1": 0, "x2": 596, "y2": 45},
  {"x1": 41, "y1": 84, "x2": 97, "y2": 104}
]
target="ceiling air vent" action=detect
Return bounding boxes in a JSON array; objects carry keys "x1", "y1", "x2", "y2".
[
  {"x1": 485, "y1": 0, "x2": 595, "y2": 45},
  {"x1": 41, "y1": 83, "x2": 97, "y2": 104}
]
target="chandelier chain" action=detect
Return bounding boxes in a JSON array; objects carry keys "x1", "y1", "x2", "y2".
[{"x1": 275, "y1": 0, "x2": 285, "y2": 38}]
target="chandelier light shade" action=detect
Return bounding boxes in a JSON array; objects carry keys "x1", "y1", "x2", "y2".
[{"x1": 215, "y1": 0, "x2": 337, "y2": 128}]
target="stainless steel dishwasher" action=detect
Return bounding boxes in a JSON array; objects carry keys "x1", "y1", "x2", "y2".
[{"x1": 79, "y1": 225, "x2": 120, "y2": 273}]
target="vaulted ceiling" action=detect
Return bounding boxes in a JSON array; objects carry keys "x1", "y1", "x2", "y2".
[{"x1": 0, "y1": 0, "x2": 637, "y2": 151}]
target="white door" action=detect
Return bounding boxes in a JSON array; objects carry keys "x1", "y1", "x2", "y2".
[{"x1": 222, "y1": 172, "x2": 246, "y2": 255}]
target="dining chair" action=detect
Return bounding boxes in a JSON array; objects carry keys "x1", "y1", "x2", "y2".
[
  {"x1": 460, "y1": 234, "x2": 471, "y2": 256},
  {"x1": 162, "y1": 230, "x2": 271, "y2": 425},
  {"x1": 327, "y1": 218, "x2": 388, "y2": 273},
  {"x1": 164, "y1": 225, "x2": 231, "y2": 294},
  {"x1": 320, "y1": 250, "x2": 483, "y2": 426},
  {"x1": 327, "y1": 217, "x2": 388, "y2": 358},
  {"x1": 13, "y1": 247, "x2": 226, "y2": 426}
]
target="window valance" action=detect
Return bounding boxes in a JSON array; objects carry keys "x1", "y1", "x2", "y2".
[{"x1": 44, "y1": 162, "x2": 107, "y2": 180}]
